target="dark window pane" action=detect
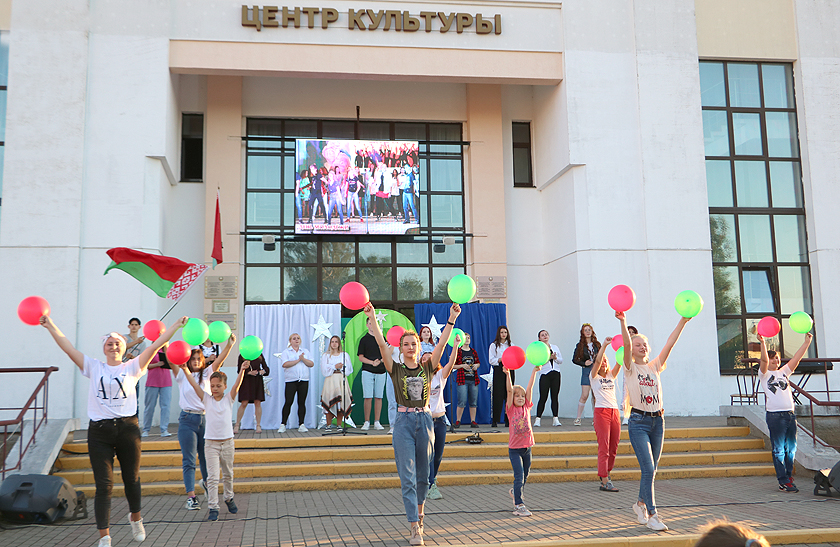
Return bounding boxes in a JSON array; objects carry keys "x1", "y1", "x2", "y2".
[
  {"x1": 716, "y1": 318, "x2": 743, "y2": 371},
  {"x1": 246, "y1": 267, "x2": 281, "y2": 302},
  {"x1": 738, "y1": 215, "x2": 773, "y2": 262},
  {"x1": 322, "y1": 121, "x2": 354, "y2": 139},
  {"x1": 713, "y1": 266, "x2": 742, "y2": 315},
  {"x1": 181, "y1": 138, "x2": 203, "y2": 181},
  {"x1": 246, "y1": 240, "x2": 281, "y2": 264},
  {"x1": 762, "y1": 64, "x2": 794, "y2": 108},
  {"x1": 702, "y1": 111, "x2": 729, "y2": 156},
  {"x1": 432, "y1": 240, "x2": 464, "y2": 264},
  {"x1": 395, "y1": 123, "x2": 426, "y2": 140},
  {"x1": 284, "y1": 241, "x2": 317, "y2": 264},
  {"x1": 247, "y1": 156, "x2": 282, "y2": 189},
  {"x1": 733, "y1": 161, "x2": 768, "y2": 207},
  {"x1": 430, "y1": 194, "x2": 463, "y2": 228},
  {"x1": 284, "y1": 120, "x2": 317, "y2": 138},
  {"x1": 283, "y1": 267, "x2": 317, "y2": 301},
  {"x1": 512, "y1": 122, "x2": 531, "y2": 144},
  {"x1": 778, "y1": 266, "x2": 812, "y2": 314},
  {"x1": 728, "y1": 63, "x2": 761, "y2": 107},
  {"x1": 397, "y1": 242, "x2": 429, "y2": 263},
  {"x1": 246, "y1": 192, "x2": 282, "y2": 226},
  {"x1": 769, "y1": 162, "x2": 803, "y2": 208},
  {"x1": 359, "y1": 122, "x2": 390, "y2": 140},
  {"x1": 429, "y1": 124, "x2": 461, "y2": 141},
  {"x1": 710, "y1": 215, "x2": 737, "y2": 262},
  {"x1": 397, "y1": 267, "x2": 429, "y2": 301},
  {"x1": 742, "y1": 270, "x2": 775, "y2": 313},
  {"x1": 429, "y1": 159, "x2": 461, "y2": 192},
  {"x1": 248, "y1": 119, "x2": 283, "y2": 137},
  {"x1": 774, "y1": 215, "x2": 807, "y2": 263},
  {"x1": 359, "y1": 242, "x2": 391, "y2": 264},
  {"x1": 322, "y1": 241, "x2": 356, "y2": 263},
  {"x1": 765, "y1": 112, "x2": 799, "y2": 158},
  {"x1": 183, "y1": 113, "x2": 203, "y2": 137},
  {"x1": 513, "y1": 148, "x2": 532, "y2": 186},
  {"x1": 360, "y1": 266, "x2": 392, "y2": 301},
  {"x1": 322, "y1": 266, "x2": 355, "y2": 301},
  {"x1": 732, "y1": 113, "x2": 762, "y2": 155},
  {"x1": 699, "y1": 62, "x2": 726, "y2": 107},
  {"x1": 705, "y1": 160, "x2": 733, "y2": 207},
  {"x1": 433, "y1": 268, "x2": 464, "y2": 300}
]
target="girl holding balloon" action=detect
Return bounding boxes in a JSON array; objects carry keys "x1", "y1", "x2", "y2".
[
  {"x1": 234, "y1": 352, "x2": 269, "y2": 434},
  {"x1": 489, "y1": 326, "x2": 513, "y2": 428},
  {"x1": 363, "y1": 302, "x2": 460, "y2": 547},
  {"x1": 504, "y1": 360, "x2": 539, "y2": 517},
  {"x1": 533, "y1": 330, "x2": 563, "y2": 427},
  {"x1": 572, "y1": 323, "x2": 600, "y2": 426},
  {"x1": 590, "y1": 337, "x2": 623, "y2": 492},
  {"x1": 39, "y1": 314, "x2": 188, "y2": 547},
  {"x1": 172, "y1": 333, "x2": 236, "y2": 511}
]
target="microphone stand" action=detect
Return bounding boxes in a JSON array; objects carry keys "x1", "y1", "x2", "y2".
[{"x1": 323, "y1": 330, "x2": 366, "y2": 436}]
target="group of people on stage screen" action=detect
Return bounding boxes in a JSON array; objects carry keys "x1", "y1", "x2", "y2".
[
  {"x1": 40, "y1": 295, "x2": 814, "y2": 547},
  {"x1": 296, "y1": 141, "x2": 420, "y2": 225}
]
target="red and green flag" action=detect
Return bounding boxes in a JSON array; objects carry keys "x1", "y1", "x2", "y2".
[{"x1": 104, "y1": 248, "x2": 208, "y2": 300}]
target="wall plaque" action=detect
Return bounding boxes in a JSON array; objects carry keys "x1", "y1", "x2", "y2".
[
  {"x1": 205, "y1": 276, "x2": 238, "y2": 299},
  {"x1": 475, "y1": 276, "x2": 507, "y2": 299}
]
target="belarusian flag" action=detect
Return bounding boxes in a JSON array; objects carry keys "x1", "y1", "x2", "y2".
[{"x1": 104, "y1": 248, "x2": 208, "y2": 300}]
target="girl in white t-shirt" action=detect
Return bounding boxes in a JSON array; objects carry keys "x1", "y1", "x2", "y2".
[
  {"x1": 758, "y1": 331, "x2": 812, "y2": 492},
  {"x1": 590, "y1": 337, "x2": 624, "y2": 493},
  {"x1": 617, "y1": 310, "x2": 691, "y2": 532},
  {"x1": 427, "y1": 334, "x2": 461, "y2": 501},
  {"x1": 41, "y1": 315, "x2": 187, "y2": 547},
  {"x1": 180, "y1": 363, "x2": 247, "y2": 521}
]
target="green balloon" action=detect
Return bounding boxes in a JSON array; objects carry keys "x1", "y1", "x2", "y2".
[
  {"x1": 789, "y1": 311, "x2": 813, "y2": 334},
  {"x1": 182, "y1": 318, "x2": 209, "y2": 346},
  {"x1": 615, "y1": 346, "x2": 625, "y2": 366},
  {"x1": 448, "y1": 328, "x2": 465, "y2": 348},
  {"x1": 526, "y1": 341, "x2": 550, "y2": 367},
  {"x1": 674, "y1": 290, "x2": 704, "y2": 318},
  {"x1": 240, "y1": 335, "x2": 263, "y2": 361},
  {"x1": 447, "y1": 274, "x2": 476, "y2": 304},
  {"x1": 208, "y1": 321, "x2": 231, "y2": 344}
]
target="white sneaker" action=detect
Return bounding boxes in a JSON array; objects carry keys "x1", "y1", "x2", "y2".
[
  {"x1": 646, "y1": 513, "x2": 668, "y2": 531},
  {"x1": 361, "y1": 421, "x2": 371, "y2": 431},
  {"x1": 141, "y1": 431, "x2": 149, "y2": 438},
  {"x1": 512, "y1": 504, "x2": 532, "y2": 517},
  {"x1": 278, "y1": 424, "x2": 286, "y2": 433},
  {"x1": 388, "y1": 427, "x2": 394, "y2": 435},
  {"x1": 622, "y1": 417, "x2": 629, "y2": 425},
  {"x1": 298, "y1": 424, "x2": 308, "y2": 433},
  {"x1": 128, "y1": 514, "x2": 146, "y2": 542},
  {"x1": 97, "y1": 536, "x2": 112, "y2": 547},
  {"x1": 374, "y1": 421, "x2": 385, "y2": 430},
  {"x1": 533, "y1": 417, "x2": 541, "y2": 427},
  {"x1": 632, "y1": 503, "x2": 649, "y2": 524},
  {"x1": 552, "y1": 417, "x2": 561, "y2": 426},
  {"x1": 160, "y1": 430, "x2": 172, "y2": 437}
]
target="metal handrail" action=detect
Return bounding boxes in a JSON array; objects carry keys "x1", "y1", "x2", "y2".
[
  {"x1": 0, "y1": 367, "x2": 59, "y2": 479},
  {"x1": 789, "y1": 383, "x2": 840, "y2": 450}
]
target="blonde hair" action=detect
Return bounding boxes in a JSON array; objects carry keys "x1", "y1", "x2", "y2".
[
  {"x1": 695, "y1": 520, "x2": 770, "y2": 547},
  {"x1": 511, "y1": 385, "x2": 526, "y2": 401},
  {"x1": 288, "y1": 332, "x2": 301, "y2": 345}
]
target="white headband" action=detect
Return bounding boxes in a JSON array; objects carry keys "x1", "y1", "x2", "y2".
[{"x1": 101, "y1": 332, "x2": 127, "y2": 347}]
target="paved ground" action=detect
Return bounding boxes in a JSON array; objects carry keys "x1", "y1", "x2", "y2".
[{"x1": 1, "y1": 475, "x2": 838, "y2": 547}]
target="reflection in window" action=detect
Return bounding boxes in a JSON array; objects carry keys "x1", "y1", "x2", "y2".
[
  {"x1": 717, "y1": 319, "x2": 743, "y2": 370},
  {"x1": 734, "y1": 161, "x2": 768, "y2": 207},
  {"x1": 727, "y1": 63, "x2": 761, "y2": 107},
  {"x1": 398, "y1": 268, "x2": 430, "y2": 301},
  {"x1": 742, "y1": 270, "x2": 774, "y2": 313},
  {"x1": 246, "y1": 268, "x2": 282, "y2": 302},
  {"x1": 778, "y1": 266, "x2": 812, "y2": 315},
  {"x1": 360, "y1": 267, "x2": 392, "y2": 301},
  {"x1": 705, "y1": 160, "x2": 733, "y2": 207},
  {"x1": 703, "y1": 111, "x2": 729, "y2": 156},
  {"x1": 713, "y1": 266, "x2": 741, "y2": 315},
  {"x1": 710, "y1": 215, "x2": 737, "y2": 262},
  {"x1": 738, "y1": 215, "x2": 773, "y2": 262},
  {"x1": 284, "y1": 267, "x2": 317, "y2": 301}
]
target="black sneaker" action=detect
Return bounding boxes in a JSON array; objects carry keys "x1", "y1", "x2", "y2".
[
  {"x1": 471, "y1": 422, "x2": 478, "y2": 428},
  {"x1": 208, "y1": 509, "x2": 219, "y2": 521},
  {"x1": 225, "y1": 498, "x2": 238, "y2": 514},
  {"x1": 454, "y1": 421, "x2": 461, "y2": 428},
  {"x1": 780, "y1": 481, "x2": 799, "y2": 492}
]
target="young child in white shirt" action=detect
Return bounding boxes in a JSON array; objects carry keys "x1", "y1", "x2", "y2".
[{"x1": 181, "y1": 362, "x2": 247, "y2": 521}]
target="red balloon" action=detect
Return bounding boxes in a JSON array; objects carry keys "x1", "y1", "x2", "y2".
[
  {"x1": 339, "y1": 282, "x2": 370, "y2": 310},
  {"x1": 608, "y1": 284, "x2": 636, "y2": 312},
  {"x1": 502, "y1": 346, "x2": 526, "y2": 370},
  {"x1": 611, "y1": 335, "x2": 624, "y2": 351},
  {"x1": 167, "y1": 340, "x2": 192, "y2": 366},
  {"x1": 143, "y1": 320, "x2": 166, "y2": 342},
  {"x1": 18, "y1": 296, "x2": 50, "y2": 326},
  {"x1": 757, "y1": 316, "x2": 781, "y2": 338},
  {"x1": 386, "y1": 326, "x2": 406, "y2": 347}
]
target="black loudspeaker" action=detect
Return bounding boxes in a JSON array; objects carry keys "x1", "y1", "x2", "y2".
[
  {"x1": 0, "y1": 474, "x2": 87, "y2": 523},
  {"x1": 813, "y1": 460, "x2": 840, "y2": 497}
]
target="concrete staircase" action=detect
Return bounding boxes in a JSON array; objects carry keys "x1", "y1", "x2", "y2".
[{"x1": 53, "y1": 424, "x2": 773, "y2": 497}]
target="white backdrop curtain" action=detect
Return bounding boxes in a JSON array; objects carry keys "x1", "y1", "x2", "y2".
[{"x1": 240, "y1": 303, "x2": 342, "y2": 430}]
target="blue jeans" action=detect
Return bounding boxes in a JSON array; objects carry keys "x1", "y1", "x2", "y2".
[
  {"x1": 327, "y1": 193, "x2": 344, "y2": 223},
  {"x1": 143, "y1": 385, "x2": 171, "y2": 434},
  {"x1": 766, "y1": 410, "x2": 797, "y2": 484},
  {"x1": 402, "y1": 190, "x2": 417, "y2": 222},
  {"x1": 386, "y1": 376, "x2": 397, "y2": 425},
  {"x1": 178, "y1": 411, "x2": 208, "y2": 494},
  {"x1": 429, "y1": 416, "x2": 447, "y2": 486},
  {"x1": 627, "y1": 413, "x2": 664, "y2": 515},
  {"x1": 508, "y1": 447, "x2": 531, "y2": 505},
  {"x1": 457, "y1": 382, "x2": 478, "y2": 408},
  {"x1": 295, "y1": 193, "x2": 303, "y2": 220},
  {"x1": 392, "y1": 411, "x2": 433, "y2": 522}
]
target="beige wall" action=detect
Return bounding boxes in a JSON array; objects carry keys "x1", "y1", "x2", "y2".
[
  {"x1": 0, "y1": 0, "x2": 10, "y2": 30},
  {"x1": 695, "y1": 0, "x2": 797, "y2": 60}
]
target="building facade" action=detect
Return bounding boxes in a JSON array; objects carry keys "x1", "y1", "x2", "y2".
[{"x1": 0, "y1": 0, "x2": 838, "y2": 421}]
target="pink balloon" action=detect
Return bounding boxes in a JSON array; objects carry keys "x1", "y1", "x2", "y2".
[
  {"x1": 757, "y1": 316, "x2": 781, "y2": 338},
  {"x1": 143, "y1": 320, "x2": 166, "y2": 342},
  {"x1": 386, "y1": 326, "x2": 405, "y2": 347},
  {"x1": 608, "y1": 285, "x2": 636, "y2": 312},
  {"x1": 611, "y1": 335, "x2": 624, "y2": 351},
  {"x1": 17, "y1": 296, "x2": 50, "y2": 326},
  {"x1": 502, "y1": 346, "x2": 526, "y2": 370},
  {"x1": 339, "y1": 282, "x2": 370, "y2": 310},
  {"x1": 166, "y1": 340, "x2": 192, "y2": 366}
]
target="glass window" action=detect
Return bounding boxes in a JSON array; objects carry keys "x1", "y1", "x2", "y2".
[
  {"x1": 773, "y1": 215, "x2": 807, "y2": 263},
  {"x1": 322, "y1": 266, "x2": 355, "y2": 301},
  {"x1": 733, "y1": 161, "x2": 768, "y2": 207},
  {"x1": 0, "y1": 89, "x2": 6, "y2": 142},
  {"x1": 769, "y1": 162, "x2": 803, "y2": 208},
  {"x1": 321, "y1": 120, "x2": 354, "y2": 139},
  {"x1": 395, "y1": 123, "x2": 426, "y2": 140},
  {"x1": 429, "y1": 124, "x2": 461, "y2": 141},
  {"x1": 322, "y1": 241, "x2": 355, "y2": 263},
  {"x1": 738, "y1": 215, "x2": 773, "y2": 262},
  {"x1": 246, "y1": 267, "x2": 281, "y2": 302},
  {"x1": 397, "y1": 242, "x2": 429, "y2": 263},
  {"x1": 359, "y1": 122, "x2": 390, "y2": 140},
  {"x1": 732, "y1": 113, "x2": 763, "y2": 156},
  {"x1": 282, "y1": 193, "x2": 294, "y2": 227},
  {"x1": 359, "y1": 242, "x2": 391, "y2": 264},
  {"x1": 284, "y1": 241, "x2": 317, "y2": 264},
  {"x1": 429, "y1": 159, "x2": 462, "y2": 192},
  {"x1": 727, "y1": 63, "x2": 761, "y2": 107},
  {"x1": 0, "y1": 31, "x2": 9, "y2": 88},
  {"x1": 778, "y1": 266, "x2": 812, "y2": 314},
  {"x1": 360, "y1": 266, "x2": 392, "y2": 301},
  {"x1": 246, "y1": 192, "x2": 282, "y2": 226},
  {"x1": 699, "y1": 62, "x2": 726, "y2": 107},
  {"x1": 761, "y1": 64, "x2": 794, "y2": 108},
  {"x1": 780, "y1": 321, "x2": 815, "y2": 359},
  {"x1": 248, "y1": 119, "x2": 283, "y2": 137},
  {"x1": 433, "y1": 268, "x2": 463, "y2": 300},
  {"x1": 284, "y1": 119, "x2": 317, "y2": 138},
  {"x1": 513, "y1": 148, "x2": 532, "y2": 187},
  {"x1": 710, "y1": 215, "x2": 737, "y2": 262},
  {"x1": 716, "y1": 319, "x2": 743, "y2": 371},
  {"x1": 283, "y1": 157, "x2": 296, "y2": 190},
  {"x1": 433, "y1": 240, "x2": 465, "y2": 264},
  {"x1": 283, "y1": 267, "x2": 317, "y2": 301},
  {"x1": 702, "y1": 111, "x2": 730, "y2": 156},
  {"x1": 713, "y1": 266, "x2": 742, "y2": 315},
  {"x1": 397, "y1": 267, "x2": 429, "y2": 301},
  {"x1": 247, "y1": 156, "x2": 282, "y2": 189},
  {"x1": 430, "y1": 194, "x2": 463, "y2": 228},
  {"x1": 765, "y1": 112, "x2": 799, "y2": 158},
  {"x1": 705, "y1": 160, "x2": 733, "y2": 207},
  {"x1": 246, "y1": 240, "x2": 281, "y2": 264},
  {"x1": 742, "y1": 269, "x2": 775, "y2": 313}
]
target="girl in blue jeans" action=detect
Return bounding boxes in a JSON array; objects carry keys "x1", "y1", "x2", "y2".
[
  {"x1": 427, "y1": 336, "x2": 461, "y2": 501},
  {"x1": 618, "y1": 310, "x2": 691, "y2": 532},
  {"x1": 363, "y1": 302, "x2": 460, "y2": 547},
  {"x1": 172, "y1": 334, "x2": 235, "y2": 510}
]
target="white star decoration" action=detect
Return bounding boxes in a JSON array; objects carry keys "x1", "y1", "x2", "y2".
[
  {"x1": 375, "y1": 311, "x2": 387, "y2": 329},
  {"x1": 479, "y1": 371, "x2": 494, "y2": 390},
  {"x1": 423, "y1": 315, "x2": 444, "y2": 340},
  {"x1": 311, "y1": 315, "x2": 333, "y2": 342}
]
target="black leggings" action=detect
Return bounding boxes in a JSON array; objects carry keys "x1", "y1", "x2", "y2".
[
  {"x1": 492, "y1": 365, "x2": 513, "y2": 426},
  {"x1": 282, "y1": 380, "x2": 309, "y2": 425},
  {"x1": 536, "y1": 371, "x2": 562, "y2": 418},
  {"x1": 88, "y1": 417, "x2": 142, "y2": 530}
]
